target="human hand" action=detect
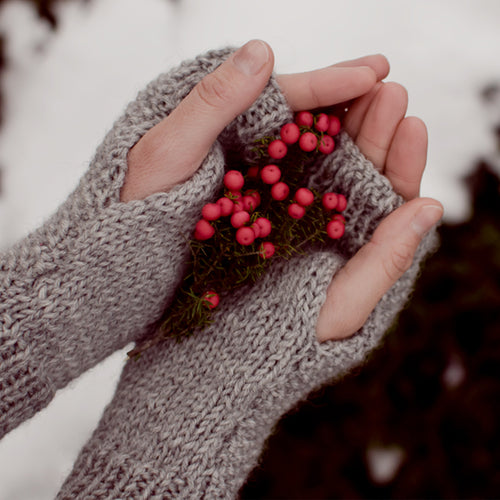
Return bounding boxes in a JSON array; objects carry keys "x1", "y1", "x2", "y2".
[
  {"x1": 315, "y1": 82, "x2": 443, "y2": 341},
  {"x1": 121, "y1": 40, "x2": 443, "y2": 344},
  {"x1": 275, "y1": 47, "x2": 443, "y2": 341},
  {"x1": 239, "y1": 44, "x2": 443, "y2": 342}
]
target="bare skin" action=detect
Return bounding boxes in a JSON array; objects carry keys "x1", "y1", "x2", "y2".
[{"x1": 121, "y1": 40, "x2": 443, "y2": 342}]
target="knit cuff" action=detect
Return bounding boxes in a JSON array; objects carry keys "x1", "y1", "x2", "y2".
[
  {"x1": 218, "y1": 70, "x2": 293, "y2": 162},
  {"x1": 1, "y1": 45, "x2": 293, "y2": 437}
]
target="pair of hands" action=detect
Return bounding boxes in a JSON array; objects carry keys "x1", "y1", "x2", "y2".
[{"x1": 121, "y1": 40, "x2": 443, "y2": 343}]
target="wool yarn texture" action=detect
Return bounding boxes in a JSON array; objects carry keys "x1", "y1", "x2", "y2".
[{"x1": 0, "y1": 47, "x2": 438, "y2": 498}]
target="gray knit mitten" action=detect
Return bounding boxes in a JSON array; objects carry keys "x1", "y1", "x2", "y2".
[
  {"x1": 56, "y1": 123, "x2": 437, "y2": 499},
  {"x1": 0, "y1": 47, "x2": 286, "y2": 439}
]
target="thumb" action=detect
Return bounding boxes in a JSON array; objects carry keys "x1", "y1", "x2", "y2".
[
  {"x1": 316, "y1": 198, "x2": 443, "y2": 342},
  {"x1": 122, "y1": 40, "x2": 274, "y2": 201}
]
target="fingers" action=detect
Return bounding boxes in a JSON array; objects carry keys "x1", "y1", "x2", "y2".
[
  {"x1": 345, "y1": 82, "x2": 426, "y2": 200},
  {"x1": 122, "y1": 48, "x2": 393, "y2": 201},
  {"x1": 385, "y1": 117, "x2": 428, "y2": 199},
  {"x1": 276, "y1": 53, "x2": 390, "y2": 112},
  {"x1": 332, "y1": 54, "x2": 390, "y2": 81},
  {"x1": 343, "y1": 82, "x2": 383, "y2": 138},
  {"x1": 354, "y1": 82, "x2": 408, "y2": 171},
  {"x1": 316, "y1": 198, "x2": 443, "y2": 342},
  {"x1": 121, "y1": 40, "x2": 274, "y2": 201},
  {"x1": 276, "y1": 66, "x2": 377, "y2": 112}
]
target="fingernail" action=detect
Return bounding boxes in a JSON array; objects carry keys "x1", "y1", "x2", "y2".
[
  {"x1": 233, "y1": 40, "x2": 270, "y2": 76},
  {"x1": 411, "y1": 204, "x2": 443, "y2": 237}
]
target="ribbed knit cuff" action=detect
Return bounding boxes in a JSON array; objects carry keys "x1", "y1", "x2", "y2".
[{"x1": 218, "y1": 70, "x2": 294, "y2": 162}]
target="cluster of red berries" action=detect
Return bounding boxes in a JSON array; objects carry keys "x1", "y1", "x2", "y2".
[
  {"x1": 267, "y1": 110, "x2": 341, "y2": 159},
  {"x1": 195, "y1": 170, "x2": 273, "y2": 252},
  {"x1": 127, "y1": 111, "x2": 350, "y2": 356},
  {"x1": 192, "y1": 111, "x2": 346, "y2": 311}
]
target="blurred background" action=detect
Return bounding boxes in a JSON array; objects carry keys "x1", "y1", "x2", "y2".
[{"x1": 0, "y1": 0, "x2": 499, "y2": 498}]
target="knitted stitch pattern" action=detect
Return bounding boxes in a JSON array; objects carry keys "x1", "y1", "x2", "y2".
[
  {"x1": 0, "y1": 47, "x2": 437, "y2": 498},
  {"x1": 57, "y1": 51, "x2": 436, "y2": 497}
]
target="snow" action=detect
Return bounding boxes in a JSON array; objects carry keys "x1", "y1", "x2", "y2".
[
  {"x1": 366, "y1": 443, "x2": 406, "y2": 484},
  {"x1": 0, "y1": 0, "x2": 499, "y2": 496}
]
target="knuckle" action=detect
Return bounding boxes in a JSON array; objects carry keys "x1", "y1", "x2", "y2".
[
  {"x1": 307, "y1": 74, "x2": 322, "y2": 109},
  {"x1": 384, "y1": 241, "x2": 415, "y2": 281},
  {"x1": 194, "y1": 72, "x2": 234, "y2": 109}
]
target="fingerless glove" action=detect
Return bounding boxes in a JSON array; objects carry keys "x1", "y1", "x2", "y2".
[
  {"x1": 0, "y1": 47, "x2": 437, "y2": 498},
  {"x1": 55, "y1": 49, "x2": 436, "y2": 498}
]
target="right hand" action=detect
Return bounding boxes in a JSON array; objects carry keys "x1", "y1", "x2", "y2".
[{"x1": 315, "y1": 82, "x2": 443, "y2": 341}]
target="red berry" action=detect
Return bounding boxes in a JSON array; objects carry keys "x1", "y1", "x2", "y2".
[
  {"x1": 314, "y1": 113, "x2": 330, "y2": 133},
  {"x1": 259, "y1": 241, "x2": 275, "y2": 259},
  {"x1": 280, "y1": 123, "x2": 300, "y2": 144},
  {"x1": 250, "y1": 222, "x2": 261, "y2": 238},
  {"x1": 271, "y1": 181, "x2": 290, "y2": 201},
  {"x1": 230, "y1": 210, "x2": 250, "y2": 228},
  {"x1": 244, "y1": 189, "x2": 261, "y2": 207},
  {"x1": 247, "y1": 166, "x2": 260, "y2": 179},
  {"x1": 242, "y1": 195, "x2": 258, "y2": 212},
  {"x1": 336, "y1": 194, "x2": 347, "y2": 212},
  {"x1": 224, "y1": 170, "x2": 244, "y2": 191},
  {"x1": 326, "y1": 220, "x2": 345, "y2": 239},
  {"x1": 201, "y1": 202, "x2": 221, "y2": 221},
  {"x1": 194, "y1": 219, "x2": 215, "y2": 240},
  {"x1": 332, "y1": 213, "x2": 346, "y2": 224},
  {"x1": 295, "y1": 111, "x2": 314, "y2": 127},
  {"x1": 261, "y1": 164, "x2": 281, "y2": 184},
  {"x1": 217, "y1": 197, "x2": 234, "y2": 217},
  {"x1": 268, "y1": 139, "x2": 288, "y2": 159},
  {"x1": 294, "y1": 187, "x2": 314, "y2": 207},
  {"x1": 227, "y1": 191, "x2": 243, "y2": 212},
  {"x1": 255, "y1": 217, "x2": 272, "y2": 238},
  {"x1": 299, "y1": 132, "x2": 318, "y2": 152},
  {"x1": 236, "y1": 226, "x2": 255, "y2": 246},
  {"x1": 319, "y1": 135, "x2": 335, "y2": 154},
  {"x1": 327, "y1": 115, "x2": 341, "y2": 136},
  {"x1": 232, "y1": 200, "x2": 244, "y2": 213},
  {"x1": 202, "y1": 290, "x2": 219, "y2": 309},
  {"x1": 322, "y1": 193, "x2": 338, "y2": 210},
  {"x1": 288, "y1": 203, "x2": 306, "y2": 219}
]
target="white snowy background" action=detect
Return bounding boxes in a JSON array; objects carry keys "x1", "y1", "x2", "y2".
[{"x1": 0, "y1": 0, "x2": 499, "y2": 498}]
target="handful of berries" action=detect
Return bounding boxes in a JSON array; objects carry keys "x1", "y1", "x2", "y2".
[{"x1": 128, "y1": 111, "x2": 347, "y2": 358}]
